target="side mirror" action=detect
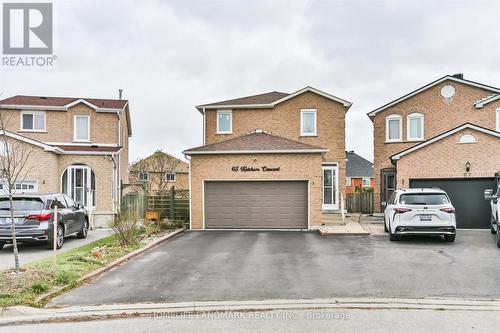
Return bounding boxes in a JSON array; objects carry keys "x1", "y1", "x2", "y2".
[
  {"x1": 484, "y1": 189, "x2": 496, "y2": 201},
  {"x1": 381, "y1": 201, "x2": 387, "y2": 207},
  {"x1": 78, "y1": 204, "x2": 85, "y2": 210}
]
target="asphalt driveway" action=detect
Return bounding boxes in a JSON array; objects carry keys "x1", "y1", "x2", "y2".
[{"x1": 53, "y1": 230, "x2": 500, "y2": 306}]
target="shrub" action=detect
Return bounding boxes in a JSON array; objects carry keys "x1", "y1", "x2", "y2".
[
  {"x1": 30, "y1": 282, "x2": 49, "y2": 294},
  {"x1": 108, "y1": 211, "x2": 140, "y2": 245},
  {"x1": 55, "y1": 270, "x2": 78, "y2": 285}
]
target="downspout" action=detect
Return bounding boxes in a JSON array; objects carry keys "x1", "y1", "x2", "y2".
[{"x1": 202, "y1": 107, "x2": 206, "y2": 145}]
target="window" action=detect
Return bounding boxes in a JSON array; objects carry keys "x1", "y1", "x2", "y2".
[
  {"x1": 386, "y1": 115, "x2": 402, "y2": 142},
  {"x1": 138, "y1": 171, "x2": 149, "y2": 182},
  {"x1": 399, "y1": 193, "x2": 450, "y2": 205},
  {"x1": 50, "y1": 195, "x2": 67, "y2": 209},
  {"x1": 362, "y1": 178, "x2": 371, "y2": 187},
  {"x1": 64, "y1": 195, "x2": 77, "y2": 208},
  {"x1": 165, "y1": 172, "x2": 176, "y2": 181},
  {"x1": 0, "y1": 181, "x2": 37, "y2": 193},
  {"x1": 497, "y1": 108, "x2": 500, "y2": 132},
  {"x1": 346, "y1": 178, "x2": 352, "y2": 186},
  {"x1": 74, "y1": 115, "x2": 90, "y2": 141},
  {"x1": 300, "y1": 109, "x2": 317, "y2": 136},
  {"x1": 407, "y1": 113, "x2": 424, "y2": 141},
  {"x1": 217, "y1": 110, "x2": 232, "y2": 134},
  {"x1": 21, "y1": 111, "x2": 45, "y2": 131},
  {"x1": 459, "y1": 134, "x2": 477, "y2": 144}
]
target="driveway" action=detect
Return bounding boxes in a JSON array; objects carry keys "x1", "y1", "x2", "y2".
[
  {"x1": 54, "y1": 230, "x2": 500, "y2": 306},
  {"x1": 0, "y1": 229, "x2": 113, "y2": 271}
]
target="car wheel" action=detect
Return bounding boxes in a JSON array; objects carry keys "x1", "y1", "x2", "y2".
[
  {"x1": 491, "y1": 214, "x2": 497, "y2": 234},
  {"x1": 76, "y1": 219, "x2": 89, "y2": 239},
  {"x1": 383, "y1": 216, "x2": 389, "y2": 233},
  {"x1": 48, "y1": 224, "x2": 64, "y2": 250},
  {"x1": 388, "y1": 222, "x2": 399, "y2": 241},
  {"x1": 0, "y1": 242, "x2": 4, "y2": 250},
  {"x1": 444, "y1": 234, "x2": 456, "y2": 243}
]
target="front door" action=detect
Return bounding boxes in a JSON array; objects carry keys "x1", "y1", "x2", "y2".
[
  {"x1": 381, "y1": 169, "x2": 396, "y2": 211},
  {"x1": 322, "y1": 165, "x2": 339, "y2": 210},
  {"x1": 63, "y1": 165, "x2": 95, "y2": 212}
]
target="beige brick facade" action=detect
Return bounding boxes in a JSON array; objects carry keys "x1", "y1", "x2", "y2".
[
  {"x1": 372, "y1": 78, "x2": 500, "y2": 212},
  {"x1": 190, "y1": 153, "x2": 323, "y2": 230}
]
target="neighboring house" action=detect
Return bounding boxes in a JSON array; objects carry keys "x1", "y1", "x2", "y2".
[
  {"x1": 369, "y1": 74, "x2": 500, "y2": 229},
  {"x1": 345, "y1": 151, "x2": 374, "y2": 194},
  {"x1": 0, "y1": 95, "x2": 131, "y2": 226},
  {"x1": 129, "y1": 150, "x2": 189, "y2": 193},
  {"x1": 183, "y1": 87, "x2": 352, "y2": 230}
]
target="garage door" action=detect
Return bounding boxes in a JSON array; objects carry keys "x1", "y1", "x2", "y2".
[
  {"x1": 204, "y1": 181, "x2": 308, "y2": 229},
  {"x1": 409, "y1": 178, "x2": 496, "y2": 229}
]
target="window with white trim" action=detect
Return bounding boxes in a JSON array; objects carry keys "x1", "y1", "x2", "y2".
[
  {"x1": 217, "y1": 110, "x2": 232, "y2": 134},
  {"x1": 346, "y1": 178, "x2": 352, "y2": 186},
  {"x1": 300, "y1": 109, "x2": 317, "y2": 136},
  {"x1": 497, "y1": 108, "x2": 500, "y2": 132},
  {"x1": 362, "y1": 178, "x2": 371, "y2": 187},
  {"x1": 165, "y1": 172, "x2": 176, "y2": 181},
  {"x1": 0, "y1": 181, "x2": 37, "y2": 193},
  {"x1": 138, "y1": 171, "x2": 149, "y2": 182},
  {"x1": 386, "y1": 114, "x2": 402, "y2": 142},
  {"x1": 407, "y1": 113, "x2": 424, "y2": 141},
  {"x1": 21, "y1": 111, "x2": 45, "y2": 131},
  {"x1": 74, "y1": 115, "x2": 90, "y2": 141}
]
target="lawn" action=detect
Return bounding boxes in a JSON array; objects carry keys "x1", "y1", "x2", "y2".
[{"x1": 0, "y1": 231, "x2": 159, "y2": 308}]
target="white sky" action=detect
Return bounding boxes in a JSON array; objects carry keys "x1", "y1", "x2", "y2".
[{"x1": 1, "y1": 0, "x2": 500, "y2": 163}]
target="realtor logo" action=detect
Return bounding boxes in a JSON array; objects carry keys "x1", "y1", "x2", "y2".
[{"x1": 2, "y1": 2, "x2": 53, "y2": 54}]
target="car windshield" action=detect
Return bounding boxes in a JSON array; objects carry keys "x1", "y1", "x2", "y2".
[
  {"x1": 399, "y1": 193, "x2": 449, "y2": 205},
  {"x1": 0, "y1": 197, "x2": 44, "y2": 211}
]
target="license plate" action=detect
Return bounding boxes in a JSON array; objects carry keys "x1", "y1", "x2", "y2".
[{"x1": 420, "y1": 214, "x2": 432, "y2": 222}]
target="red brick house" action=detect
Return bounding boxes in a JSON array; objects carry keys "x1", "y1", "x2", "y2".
[{"x1": 345, "y1": 151, "x2": 374, "y2": 194}]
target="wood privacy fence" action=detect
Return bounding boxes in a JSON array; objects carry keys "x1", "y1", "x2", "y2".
[
  {"x1": 346, "y1": 192, "x2": 374, "y2": 214},
  {"x1": 121, "y1": 187, "x2": 190, "y2": 222}
]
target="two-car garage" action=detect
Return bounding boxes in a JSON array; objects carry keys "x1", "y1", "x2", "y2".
[{"x1": 410, "y1": 178, "x2": 496, "y2": 229}]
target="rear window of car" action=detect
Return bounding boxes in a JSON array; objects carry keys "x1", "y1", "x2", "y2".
[
  {"x1": 0, "y1": 197, "x2": 45, "y2": 211},
  {"x1": 399, "y1": 193, "x2": 450, "y2": 205}
]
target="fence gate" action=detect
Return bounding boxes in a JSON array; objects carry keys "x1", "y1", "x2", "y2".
[{"x1": 346, "y1": 192, "x2": 374, "y2": 214}]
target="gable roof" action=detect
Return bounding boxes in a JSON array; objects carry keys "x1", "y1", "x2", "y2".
[
  {"x1": 346, "y1": 151, "x2": 373, "y2": 177},
  {"x1": 130, "y1": 151, "x2": 189, "y2": 173},
  {"x1": 475, "y1": 94, "x2": 500, "y2": 108},
  {"x1": 367, "y1": 75, "x2": 500, "y2": 118},
  {"x1": 183, "y1": 130, "x2": 328, "y2": 155},
  {"x1": 391, "y1": 123, "x2": 500, "y2": 161},
  {"x1": 196, "y1": 86, "x2": 352, "y2": 113}
]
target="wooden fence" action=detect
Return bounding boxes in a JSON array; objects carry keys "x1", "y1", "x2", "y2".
[
  {"x1": 346, "y1": 192, "x2": 374, "y2": 214},
  {"x1": 121, "y1": 187, "x2": 190, "y2": 223}
]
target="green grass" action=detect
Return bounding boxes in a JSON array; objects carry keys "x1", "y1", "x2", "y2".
[{"x1": 0, "y1": 233, "x2": 146, "y2": 308}]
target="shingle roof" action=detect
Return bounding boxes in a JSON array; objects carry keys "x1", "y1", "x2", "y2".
[
  {"x1": 346, "y1": 151, "x2": 373, "y2": 178},
  {"x1": 130, "y1": 151, "x2": 189, "y2": 173},
  {"x1": 198, "y1": 91, "x2": 289, "y2": 109},
  {"x1": 0, "y1": 95, "x2": 128, "y2": 109},
  {"x1": 183, "y1": 130, "x2": 328, "y2": 155}
]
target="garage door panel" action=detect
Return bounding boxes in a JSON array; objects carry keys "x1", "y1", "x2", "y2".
[
  {"x1": 410, "y1": 178, "x2": 496, "y2": 229},
  {"x1": 205, "y1": 181, "x2": 308, "y2": 229}
]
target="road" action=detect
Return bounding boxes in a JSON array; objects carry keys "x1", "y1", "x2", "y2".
[
  {"x1": 0, "y1": 229, "x2": 113, "y2": 270},
  {"x1": 2, "y1": 309, "x2": 499, "y2": 333},
  {"x1": 54, "y1": 229, "x2": 500, "y2": 306}
]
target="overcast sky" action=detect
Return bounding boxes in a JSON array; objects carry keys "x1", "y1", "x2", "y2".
[{"x1": 1, "y1": 0, "x2": 500, "y2": 163}]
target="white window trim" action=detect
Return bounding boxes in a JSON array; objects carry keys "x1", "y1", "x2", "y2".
[
  {"x1": 74, "y1": 115, "x2": 90, "y2": 142},
  {"x1": 165, "y1": 172, "x2": 176, "y2": 182},
  {"x1": 20, "y1": 111, "x2": 46, "y2": 132},
  {"x1": 138, "y1": 171, "x2": 149, "y2": 182},
  {"x1": 216, "y1": 110, "x2": 232, "y2": 134},
  {"x1": 407, "y1": 113, "x2": 424, "y2": 141},
  {"x1": 496, "y1": 108, "x2": 500, "y2": 132},
  {"x1": 0, "y1": 180, "x2": 38, "y2": 193},
  {"x1": 362, "y1": 177, "x2": 371, "y2": 187},
  {"x1": 346, "y1": 177, "x2": 352, "y2": 186},
  {"x1": 385, "y1": 114, "x2": 402, "y2": 142},
  {"x1": 300, "y1": 109, "x2": 317, "y2": 136}
]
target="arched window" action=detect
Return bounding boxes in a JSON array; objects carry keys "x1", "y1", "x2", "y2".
[
  {"x1": 458, "y1": 134, "x2": 477, "y2": 144},
  {"x1": 407, "y1": 113, "x2": 424, "y2": 141},
  {"x1": 496, "y1": 108, "x2": 500, "y2": 132},
  {"x1": 386, "y1": 114, "x2": 402, "y2": 142},
  {"x1": 61, "y1": 165, "x2": 96, "y2": 209}
]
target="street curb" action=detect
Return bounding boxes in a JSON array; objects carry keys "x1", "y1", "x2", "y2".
[
  {"x1": 2, "y1": 297, "x2": 500, "y2": 326},
  {"x1": 34, "y1": 228, "x2": 186, "y2": 305}
]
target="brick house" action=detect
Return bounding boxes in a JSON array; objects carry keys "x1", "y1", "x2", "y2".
[
  {"x1": 369, "y1": 74, "x2": 500, "y2": 228},
  {"x1": 129, "y1": 150, "x2": 189, "y2": 193},
  {"x1": 0, "y1": 95, "x2": 131, "y2": 226},
  {"x1": 183, "y1": 87, "x2": 352, "y2": 229},
  {"x1": 345, "y1": 151, "x2": 374, "y2": 194}
]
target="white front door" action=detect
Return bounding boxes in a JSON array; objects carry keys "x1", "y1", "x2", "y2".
[
  {"x1": 64, "y1": 165, "x2": 95, "y2": 211},
  {"x1": 322, "y1": 165, "x2": 339, "y2": 210}
]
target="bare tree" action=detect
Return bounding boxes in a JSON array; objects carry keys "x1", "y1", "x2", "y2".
[
  {"x1": 131, "y1": 150, "x2": 181, "y2": 195},
  {"x1": 0, "y1": 113, "x2": 33, "y2": 273}
]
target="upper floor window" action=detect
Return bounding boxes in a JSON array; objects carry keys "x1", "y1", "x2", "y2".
[
  {"x1": 74, "y1": 115, "x2": 90, "y2": 141},
  {"x1": 217, "y1": 110, "x2": 232, "y2": 134},
  {"x1": 300, "y1": 109, "x2": 317, "y2": 136},
  {"x1": 407, "y1": 113, "x2": 424, "y2": 141},
  {"x1": 165, "y1": 172, "x2": 176, "y2": 181},
  {"x1": 362, "y1": 178, "x2": 371, "y2": 187},
  {"x1": 21, "y1": 111, "x2": 45, "y2": 132},
  {"x1": 138, "y1": 171, "x2": 149, "y2": 182},
  {"x1": 385, "y1": 114, "x2": 402, "y2": 142},
  {"x1": 497, "y1": 108, "x2": 500, "y2": 132}
]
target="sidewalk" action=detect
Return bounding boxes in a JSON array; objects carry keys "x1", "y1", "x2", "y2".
[{"x1": 313, "y1": 214, "x2": 385, "y2": 236}]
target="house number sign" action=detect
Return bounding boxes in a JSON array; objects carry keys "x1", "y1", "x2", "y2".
[{"x1": 231, "y1": 166, "x2": 281, "y2": 172}]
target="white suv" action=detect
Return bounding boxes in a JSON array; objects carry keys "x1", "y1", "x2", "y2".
[{"x1": 383, "y1": 188, "x2": 456, "y2": 242}]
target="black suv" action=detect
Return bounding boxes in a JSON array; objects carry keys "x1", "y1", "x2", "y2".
[{"x1": 0, "y1": 193, "x2": 89, "y2": 250}]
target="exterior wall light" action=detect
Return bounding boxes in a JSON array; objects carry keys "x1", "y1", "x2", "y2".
[{"x1": 465, "y1": 161, "x2": 471, "y2": 173}]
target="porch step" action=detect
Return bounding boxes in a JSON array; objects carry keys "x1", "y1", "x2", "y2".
[{"x1": 321, "y1": 213, "x2": 345, "y2": 226}]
